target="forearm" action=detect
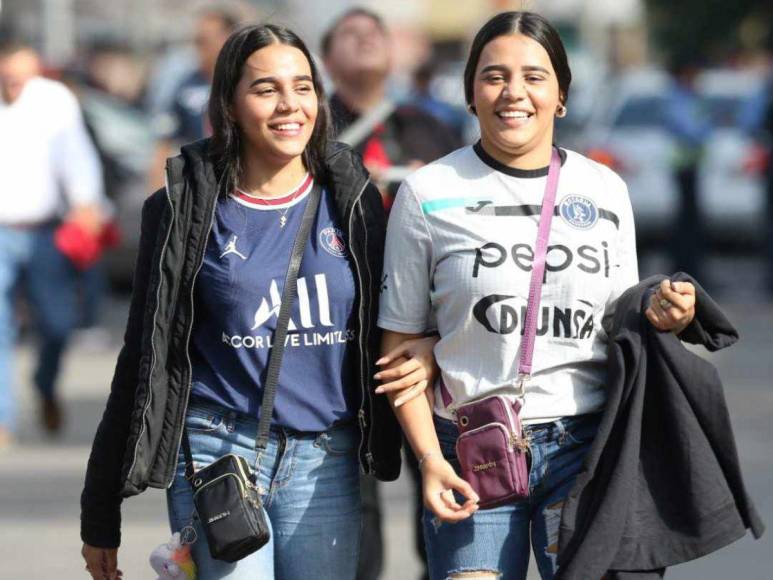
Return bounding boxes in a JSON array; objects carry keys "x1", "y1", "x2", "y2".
[{"x1": 380, "y1": 330, "x2": 441, "y2": 460}]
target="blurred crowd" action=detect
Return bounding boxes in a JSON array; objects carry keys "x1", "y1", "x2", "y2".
[{"x1": 0, "y1": 2, "x2": 772, "y2": 577}]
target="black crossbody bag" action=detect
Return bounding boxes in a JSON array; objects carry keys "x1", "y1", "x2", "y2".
[{"x1": 181, "y1": 184, "x2": 322, "y2": 563}]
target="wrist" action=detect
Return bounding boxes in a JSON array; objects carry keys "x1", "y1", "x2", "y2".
[{"x1": 417, "y1": 450, "x2": 443, "y2": 472}]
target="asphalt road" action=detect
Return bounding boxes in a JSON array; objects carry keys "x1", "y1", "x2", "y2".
[{"x1": 1, "y1": 256, "x2": 771, "y2": 579}]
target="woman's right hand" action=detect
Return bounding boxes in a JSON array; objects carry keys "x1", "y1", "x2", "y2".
[
  {"x1": 82, "y1": 544, "x2": 122, "y2": 579},
  {"x1": 421, "y1": 453, "x2": 479, "y2": 523}
]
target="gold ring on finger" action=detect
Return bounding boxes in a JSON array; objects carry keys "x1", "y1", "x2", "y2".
[{"x1": 659, "y1": 298, "x2": 673, "y2": 309}]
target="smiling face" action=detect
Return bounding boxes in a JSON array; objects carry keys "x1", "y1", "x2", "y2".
[
  {"x1": 473, "y1": 33, "x2": 562, "y2": 168},
  {"x1": 231, "y1": 43, "x2": 318, "y2": 170}
]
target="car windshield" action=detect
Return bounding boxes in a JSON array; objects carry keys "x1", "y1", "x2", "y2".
[{"x1": 614, "y1": 95, "x2": 666, "y2": 129}]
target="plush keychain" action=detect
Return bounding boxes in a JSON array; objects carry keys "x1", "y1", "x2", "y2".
[{"x1": 149, "y1": 530, "x2": 197, "y2": 579}]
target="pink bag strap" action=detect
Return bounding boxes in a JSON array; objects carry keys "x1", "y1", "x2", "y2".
[
  {"x1": 439, "y1": 147, "x2": 562, "y2": 408},
  {"x1": 516, "y1": 147, "x2": 562, "y2": 397}
]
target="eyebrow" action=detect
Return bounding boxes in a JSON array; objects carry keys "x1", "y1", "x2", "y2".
[
  {"x1": 249, "y1": 74, "x2": 313, "y2": 87},
  {"x1": 479, "y1": 64, "x2": 551, "y2": 75}
]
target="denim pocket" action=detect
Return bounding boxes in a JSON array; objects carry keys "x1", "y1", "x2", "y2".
[
  {"x1": 434, "y1": 417, "x2": 459, "y2": 462},
  {"x1": 563, "y1": 414, "x2": 600, "y2": 447},
  {"x1": 317, "y1": 425, "x2": 358, "y2": 456},
  {"x1": 185, "y1": 407, "x2": 223, "y2": 433}
]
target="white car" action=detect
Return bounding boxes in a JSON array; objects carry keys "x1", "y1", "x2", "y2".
[{"x1": 579, "y1": 68, "x2": 766, "y2": 248}]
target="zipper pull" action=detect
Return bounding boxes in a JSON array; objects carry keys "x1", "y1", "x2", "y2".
[
  {"x1": 358, "y1": 409, "x2": 368, "y2": 429},
  {"x1": 510, "y1": 432, "x2": 529, "y2": 452}
]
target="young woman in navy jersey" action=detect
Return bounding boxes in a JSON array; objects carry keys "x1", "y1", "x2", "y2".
[
  {"x1": 81, "y1": 24, "x2": 436, "y2": 580},
  {"x1": 375, "y1": 12, "x2": 697, "y2": 580}
]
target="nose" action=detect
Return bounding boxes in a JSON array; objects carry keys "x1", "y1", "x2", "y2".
[
  {"x1": 276, "y1": 89, "x2": 299, "y2": 113},
  {"x1": 502, "y1": 79, "x2": 526, "y2": 100}
]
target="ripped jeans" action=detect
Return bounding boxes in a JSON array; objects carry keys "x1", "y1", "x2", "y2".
[{"x1": 424, "y1": 413, "x2": 600, "y2": 580}]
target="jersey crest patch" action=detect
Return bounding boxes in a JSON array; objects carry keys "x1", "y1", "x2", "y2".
[
  {"x1": 559, "y1": 195, "x2": 599, "y2": 230},
  {"x1": 319, "y1": 227, "x2": 348, "y2": 258}
]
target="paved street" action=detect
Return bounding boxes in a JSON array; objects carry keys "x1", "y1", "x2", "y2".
[{"x1": 1, "y1": 257, "x2": 772, "y2": 579}]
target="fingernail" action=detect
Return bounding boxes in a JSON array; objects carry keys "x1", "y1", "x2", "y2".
[
  {"x1": 374, "y1": 387, "x2": 384, "y2": 394},
  {"x1": 373, "y1": 373, "x2": 382, "y2": 380},
  {"x1": 375, "y1": 357, "x2": 386, "y2": 365}
]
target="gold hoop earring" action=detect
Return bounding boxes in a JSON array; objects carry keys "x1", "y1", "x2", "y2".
[{"x1": 556, "y1": 104, "x2": 567, "y2": 118}]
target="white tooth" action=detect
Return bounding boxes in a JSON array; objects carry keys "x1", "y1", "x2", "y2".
[
  {"x1": 499, "y1": 111, "x2": 529, "y2": 118},
  {"x1": 276, "y1": 123, "x2": 300, "y2": 130}
]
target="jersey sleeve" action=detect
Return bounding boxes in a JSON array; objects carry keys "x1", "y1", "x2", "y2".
[
  {"x1": 603, "y1": 171, "x2": 639, "y2": 330},
  {"x1": 377, "y1": 180, "x2": 434, "y2": 334}
]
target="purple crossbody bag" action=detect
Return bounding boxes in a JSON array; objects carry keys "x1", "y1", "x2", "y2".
[{"x1": 440, "y1": 148, "x2": 561, "y2": 509}]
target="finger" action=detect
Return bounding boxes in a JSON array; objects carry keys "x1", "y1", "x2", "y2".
[
  {"x1": 449, "y1": 475, "x2": 480, "y2": 504},
  {"x1": 105, "y1": 550, "x2": 118, "y2": 575},
  {"x1": 440, "y1": 488, "x2": 462, "y2": 510},
  {"x1": 659, "y1": 283, "x2": 690, "y2": 312},
  {"x1": 374, "y1": 358, "x2": 421, "y2": 382},
  {"x1": 649, "y1": 294, "x2": 668, "y2": 320},
  {"x1": 426, "y1": 494, "x2": 474, "y2": 522},
  {"x1": 394, "y1": 380, "x2": 429, "y2": 407},
  {"x1": 375, "y1": 343, "x2": 411, "y2": 366},
  {"x1": 645, "y1": 306, "x2": 667, "y2": 331},
  {"x1": 670, "y1": 281, "x2": 695, "y2": 296},
  {"x1": 375, "y1": 369, "x2": 425, "y2": 394}
]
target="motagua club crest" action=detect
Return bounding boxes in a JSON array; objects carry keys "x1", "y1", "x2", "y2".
[
  {"x1": 559, "y1": 195, "x2": 599, "y2": 230},
  {"x1": 319, "y1": 227, "x2": 348, "y2": 258}
]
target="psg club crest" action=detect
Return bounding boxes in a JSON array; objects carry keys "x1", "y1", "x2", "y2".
[
  {"x1": 559, "y1": 195, "x2": 599, "y2": 230},
  {"x1": 320, "y1": 227, "x2": 348, "y2": 257}
]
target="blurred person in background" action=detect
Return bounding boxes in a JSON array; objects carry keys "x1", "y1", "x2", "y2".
[
  {"x1": 80, "y1": 23, "x2": 438, "y2": 580},
  {"x1": 322, "y1": 7, "x2": 461, "y2": 213},
  {"x1": 0, "y1": 38, "x2": 107, "y2": 446},
  {"x1": 147, "y1": 7, "x2": 240, "y2": 190},
  {"x1": 664, "y1": 59, "x2": 712, "y2": 285},
  {"x1": 411, "y1": 60, "x2": 468, "y2": 142},
  {"x1": 321, "y1": 8, "x2": 461, "y2": 579}
]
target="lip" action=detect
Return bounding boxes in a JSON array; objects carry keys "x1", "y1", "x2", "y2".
[
  {"x1": 495, "y1": 109, "x2": 534, "y2": 128},
  {"x1": 268, "y1": 120, "x2": 305, "y2": 137}
]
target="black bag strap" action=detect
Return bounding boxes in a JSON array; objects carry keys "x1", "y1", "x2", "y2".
[
  {"x1": 255, "y1": 183, "x2": 321, "y2": 450},
  {"x1": 182, "y1": 183, "x2": 322, "y2": 477}
]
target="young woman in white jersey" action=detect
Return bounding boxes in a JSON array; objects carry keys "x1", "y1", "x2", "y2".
[{"x1": 375, "y1": 12, "x2": 696, "y2": 580}]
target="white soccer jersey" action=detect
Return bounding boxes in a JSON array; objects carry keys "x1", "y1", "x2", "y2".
[{"x1": 378, "y1": 144, "x2": 639, "y2": 423}]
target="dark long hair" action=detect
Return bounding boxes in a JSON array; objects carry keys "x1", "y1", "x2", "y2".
[
  {"x1": 463, "y1": 12, "x2": 572, "y2": 111},
  {"x1": 208, "y1": 24, "x2": 330, "y2": 194}
]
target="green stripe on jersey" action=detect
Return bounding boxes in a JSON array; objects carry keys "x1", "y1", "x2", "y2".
[{"x1": 421, "y1": 197, "x2": 486, "y2": 215}]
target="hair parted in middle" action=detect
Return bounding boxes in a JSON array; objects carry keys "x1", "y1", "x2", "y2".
[
  {"x1": 208, "y1": 24, "x2": 330, "y2": 195},
  {"x1": 463, "y1": 11, "x2": 572, "y2": 113}
]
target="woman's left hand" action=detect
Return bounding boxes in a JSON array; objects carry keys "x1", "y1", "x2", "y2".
[
  {"x1": 373, "y1": 335, "x2": 440, "y2": 407},
  {"x1": 645, "y1": 279, "x2": 696, "y2": 334}
]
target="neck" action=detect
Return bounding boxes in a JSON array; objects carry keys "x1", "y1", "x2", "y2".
[
  {"x1": 238, "y1": 152, "x2": 308, "y2": 197},
  {"x1": 480, "y1": 132, "x2": 554, "y2": 170},
  {"x1": 335, "y1": 79, "x2": 386, "y2": 113}
]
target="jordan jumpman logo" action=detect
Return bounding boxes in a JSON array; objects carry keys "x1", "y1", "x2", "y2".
[{"x1": 219, "y1": 235, "x2": 247, "y2": 260}]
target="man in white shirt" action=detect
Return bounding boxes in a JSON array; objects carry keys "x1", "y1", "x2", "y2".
[{"x1": 0, "y1": 39, "x2": 106, "y2": 446}]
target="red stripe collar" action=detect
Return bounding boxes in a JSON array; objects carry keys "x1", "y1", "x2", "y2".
[{"x1": 232, "y1": 173, "x2": 313, "y2": 208}]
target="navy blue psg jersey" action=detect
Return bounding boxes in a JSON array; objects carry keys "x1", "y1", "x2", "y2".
[{"x1": 189, "y1": 175, "x2": 358, "y2": 431}]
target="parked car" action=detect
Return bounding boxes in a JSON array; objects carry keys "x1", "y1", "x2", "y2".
[
  {"x1": 695, "y1": 69, "x2": 767, "y2": 248},
  {"x1": 578, "y1": 67, "x2": 766, "y2": 249}
]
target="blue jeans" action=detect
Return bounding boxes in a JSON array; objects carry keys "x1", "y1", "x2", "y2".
[
  {"x1": 0, "y1": 225, "x2": 78, "y2": 428},
  {"x1": 167, "y1": 399, "x2": 362, "y2": 579},
  {"x1": 424, "y1": 413, "x2": 600, "y2": 580}
]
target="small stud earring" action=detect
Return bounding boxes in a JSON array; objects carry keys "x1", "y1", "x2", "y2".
[{"x1": 556, "y1": 104, "x2": 567, "y2": 118}]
